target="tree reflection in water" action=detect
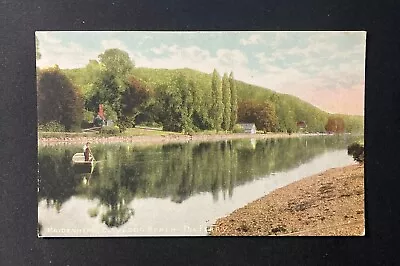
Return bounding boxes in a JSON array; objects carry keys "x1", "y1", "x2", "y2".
[{"x1": 38, "y1": 135, "x2": 362, "y2": 227}]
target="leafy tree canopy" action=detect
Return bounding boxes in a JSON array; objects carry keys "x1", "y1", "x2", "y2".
[
  {"x1": 37, "y1": 67, "x2": 84, "y2": 131},
  {"x1": 98, "y1": 48, "x2": 134, "y2": 78}
]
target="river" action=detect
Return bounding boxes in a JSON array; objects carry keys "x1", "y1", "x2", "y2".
[{"x1": 37, "y1": 135, "x2": 362, "y2": 236}]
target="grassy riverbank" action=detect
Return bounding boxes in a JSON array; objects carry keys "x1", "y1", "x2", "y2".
[
  {"x1": 38, "y1": 127, "x2": 180, "y2": 138},
  {"x1": 209, "y1": 164, "x2": 364, "y2": 236}
]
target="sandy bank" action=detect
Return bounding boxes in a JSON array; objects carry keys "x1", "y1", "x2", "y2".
[
  {"x1": 209, "y1": 164, "x2": 364, "y2": 236},
  {"x1": 38, "y1": 132, "x2": 326, "y2": 146}
]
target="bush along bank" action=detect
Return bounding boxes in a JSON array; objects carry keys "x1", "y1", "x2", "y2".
[{"x1": 348, "y1": 141, "x2": 364, "y2": 163}]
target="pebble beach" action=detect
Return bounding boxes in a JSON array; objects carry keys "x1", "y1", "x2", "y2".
[{"x1": 210, "y1": 164, "x2": 365, "y2": 236}]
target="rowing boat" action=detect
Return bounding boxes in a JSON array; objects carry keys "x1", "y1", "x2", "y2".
[
  {"x1": 72, "y1": 153, "x2": 94, "y2": 164},
  {"x1": 72, "y1": 153, "x2": 95, "y2": 173}
]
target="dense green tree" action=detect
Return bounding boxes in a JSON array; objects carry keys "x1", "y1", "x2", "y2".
[
  {"x1": 237, "y1": 100, "x2": 254, "y2": 123},
  {"x1": 189, "y1": 79, "x2": 207, "y2": 130},
  {"x1": 221, "y1": 73, "x2": 231, "y2": 131},
  {"x1": 180, "y1": 78, "x2": 195, "y2": 132},
  {"x1": 153, "y1": 74, "x2": 198, "y2": 132},
  {"x1": 238, "y1": 100, "x2": 278, "y2": 133},
  {"x1": 270, "y1": 93, "x2": 284, "y2": 131},
  {"x1": 62, "y1": 60, "x2": 103, "y2": 102},
  {"x1": 121, "y1": 76, "x2": 153, "y2": 124},
  {"x1": 80, "y1": 49, "x2": 136, "y2": 131},
  {"x1": 37, "y1": 66, "x2": 84, "y2": 131},
  {"x1": 87, "y1": 71, "x2": 121, "y2": 115},
  {"x1": 343, "y1": 115, "x2": 364, "y2": 133},
  {"x1": 270, "y1": 95, "x2": 299, "y2": 133},
  {"x1": 211, "y1": 69, "x2": 223, "y2": 131},
  {"x1": 102, "y1": 103, "x2": 118, "y2": 122},
  {"x1": 229, "y1": 71, "x2": 238, "y2": 130},
  {"x1": 257, "y1": 101, "x2": 278, "y2": 133},
  {"x1": 98, "y1": 48, "x2": 134, "y2": 79},
  {"x1": 86, "y1": 66, "x2": 152, "y2": 131},
  {"x1": 156, "y1": 81, "x2": 184, "y2": 132}
]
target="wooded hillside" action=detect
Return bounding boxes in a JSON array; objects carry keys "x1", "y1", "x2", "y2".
[{"x1": 37, "y1": 48, "x2": 364, "y2": 134}]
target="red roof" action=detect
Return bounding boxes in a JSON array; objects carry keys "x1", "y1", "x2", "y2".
[{"x1": 98, "y1": 104, "x2": 105, "y2": 120}]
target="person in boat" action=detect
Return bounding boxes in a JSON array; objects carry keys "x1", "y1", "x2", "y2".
[{"x1": 83, "y1": 142, "x2": 93, "y2": 161}]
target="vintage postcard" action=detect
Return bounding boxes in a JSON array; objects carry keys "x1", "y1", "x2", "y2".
[{"x1": 36, "y1": 31, "x2": 366, "y2": 237}]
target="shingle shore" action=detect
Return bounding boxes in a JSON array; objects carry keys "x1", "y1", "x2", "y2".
[{"x1": 210, "y1": 164, "x2": 364, "y2": 236}]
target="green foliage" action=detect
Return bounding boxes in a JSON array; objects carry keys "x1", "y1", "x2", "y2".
[
  {"x1": 100, "y1": 126, "x2": 120, "y2": 135},
  {"x1": 83, "y1": 109, "x2": 95, "y2": 123},
  {"x1": 151, "y1": 73, "x2": 206, "y2": 133},
  {"x1": 38, "y1": 121, "x2": 66, "y2": 132},
  {"x1": 85, "y1": 70, "x2": 124, "y2": 128},
  {"x1": 229, "y1": 72, "x2": 238, "y2": 130},
  {"x1": 137, "y1": 121, "x2": 162, "y2": 128},
  {"x1": 102, "y1": 104, "x2": 118, "y2": 122},
  {"x1": 93, "y1": 115, "x2": 105, "y2": 127},
  {"x1": 98, "y1": 48, "x2": 134, "y2": 78},
  {"x1": 211, "y1": 69, "x2": 223, "y2": 131},
  {"x1": 37, "y1": 66, "x2": 84, "y2": 131},
  {"x1": 37, "y1": 147, "x2": 80, "y2": 212},
  {"x1": 271, "y1": 95, "x2": 295, "y2": 132},
  {"x1": 131, "y1": 67, "x2": 363, "y2": 134},
  {"x1": 347, "y1": 142, "x2": 364, "y2": 162},
  {"x1": 238, "y1": 100, "x2": 278, "y2": 133},
  {"x1": 238, "y1": 85, "x2": 328, "y2": 133},
  {"x1": 222, "y1": 73, "x2": 231, "y2": 131},
  {"x1": 178, "y1": 75, "x2": 195, "y2": 132},
  {"x1": 156, "y1": 76, "x2": 186, "y2": 132},
  {"x1": 47, "y1": 54, "x2": 364, "y2": 135},
  {"x1": 258, "y1": 101, "x2": 278, "y2": 133},
  {"x1": 341, "y1": 115, "x2": 364, "y2": 133},
  {"x1": 121, "y1": 76, "x2": 153, "y2": 122},
  {"x1": 96, "y1": 71, "x2": 121, "y2": 112},
  {"x1": 78, "y1": 49, "x2": 138, "y2": 132},
  {"x1": 232, "y1": 124, "x2": 245, "y2": 133},
  {"x1": 62, "y1": 60, "x2": 103, "y2": 100},
  {"x1": 82, "y1": 109, "x2": 95, "y2": 128}
]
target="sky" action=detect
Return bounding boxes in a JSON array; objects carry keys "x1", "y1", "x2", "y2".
[{"x1": 36, "y1": 31, "x2": 366, "y2": 115}]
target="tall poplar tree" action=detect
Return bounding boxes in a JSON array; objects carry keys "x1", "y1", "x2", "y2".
[
  {"x1": 221, "y1": 73, "x2": 231, "y2": 131},
  {"x1": 211, "y1": 69, "x2": 223, "y2": 131},
  {"x1": 229, "y1": 71, "x2": 238, "y2": 130},
  {"x1": 178, "y1": 74, "x2": 194, "y2": 132}
]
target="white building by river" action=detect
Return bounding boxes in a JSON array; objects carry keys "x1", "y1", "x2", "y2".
[{"x1": 238, "y1": 123, "x2": 256, "y2": 134}]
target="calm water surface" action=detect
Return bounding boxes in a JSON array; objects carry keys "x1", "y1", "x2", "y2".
[{"x1": 38, "y1": 135, "x2": 362, "y2": 236}]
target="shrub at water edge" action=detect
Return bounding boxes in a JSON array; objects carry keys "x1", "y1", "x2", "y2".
[{"x1": 347, "y1": 142, "x2": 364, "y2": 163}]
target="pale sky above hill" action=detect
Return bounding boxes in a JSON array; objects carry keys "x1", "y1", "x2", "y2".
[{"x1": 36, "y1": 31, "x2": 366, "y2": 115}]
